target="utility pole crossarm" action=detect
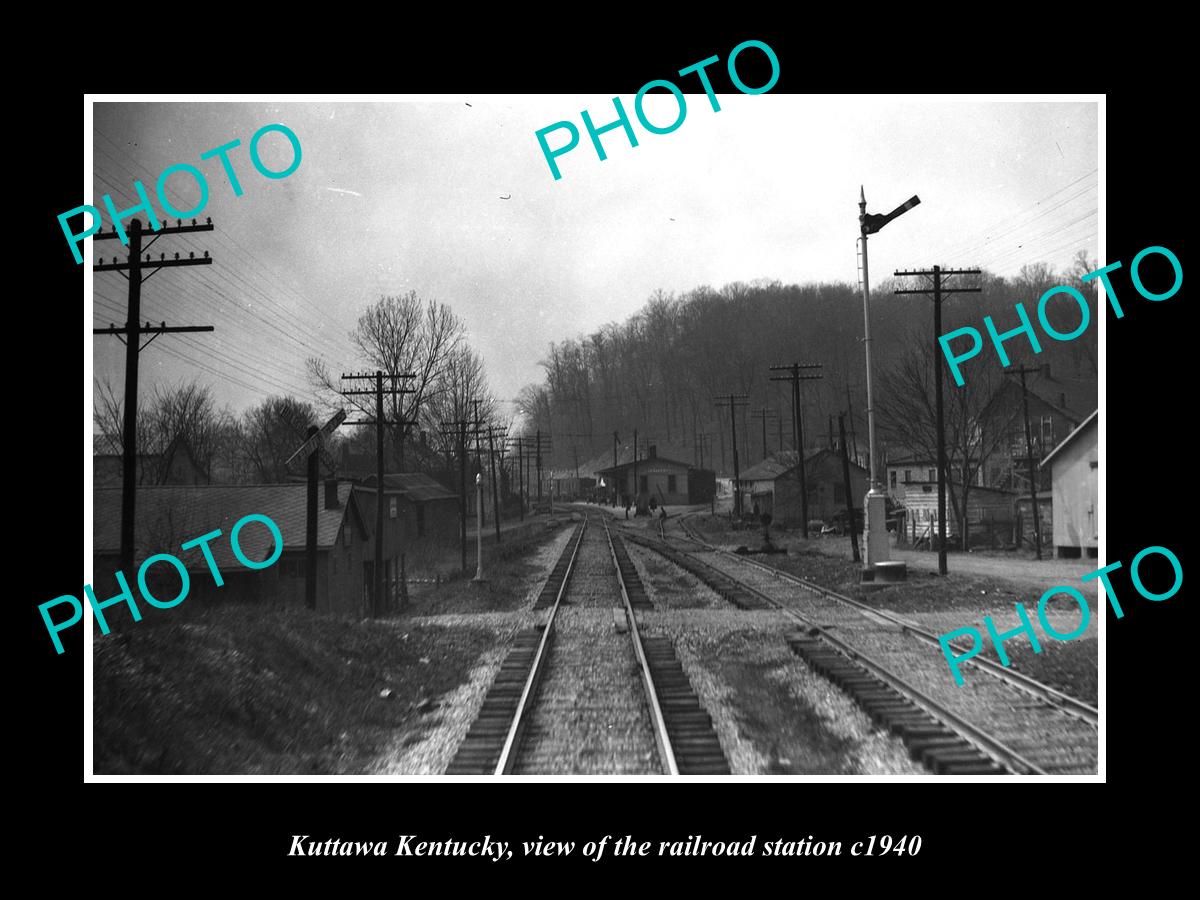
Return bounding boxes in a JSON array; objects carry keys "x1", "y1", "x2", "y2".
[{"x1": 93, "y1": 220, "x2": 215, "y2": 240}]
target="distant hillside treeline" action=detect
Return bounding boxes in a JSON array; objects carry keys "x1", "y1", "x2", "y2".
[{"x1": 517, "y1": 255, "x2": 1098, "y2": 475}]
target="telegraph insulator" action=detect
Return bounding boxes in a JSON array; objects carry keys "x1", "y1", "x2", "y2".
[
  {"x1": 161, "y1": 253, "x2": 165, "y2": 260},
  {"x1": 192, "y1": 219, "x2": 197, "y2": 226},
  {"x1": 146, "y1": 254, "x2": 151, "y2": 262},
  {"x1": 206, "y1": 217, "x2": 212, "y2": 225},
  {"x1": 174, "y1": 252, "x2": 180, "y2": 260},
  {"x1": 177, "y1": 219, "x2": 182, "y2": 227},
  {"x1": 203, "y1": 251, "x2": 209, "y2": 258},
  {"x1": 189, "y1": 251, "x2": 195, "y2": 259}
]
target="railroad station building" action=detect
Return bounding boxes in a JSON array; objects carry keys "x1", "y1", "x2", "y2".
[{"x1": 594, "y1": 444, "x2": 714, "y2": 511}]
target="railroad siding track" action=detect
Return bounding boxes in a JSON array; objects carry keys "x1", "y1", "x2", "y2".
[
  {"x1": 787, "y1": 633, "x2": 1005, "y2": 775},
  {"x1": 622, "y1": 530, "x2": 770, "y2": 611},
  {"x1": 633, "y1": 522, "x2": 1098, "y2": 775}
]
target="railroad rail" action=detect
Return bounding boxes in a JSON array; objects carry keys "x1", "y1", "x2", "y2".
[
  {"x1": 447, "y1": 515, "x2": 729, "y2": 775},
  {"x1": 616, "y1": 516, "x2": 1096, "y2": 775},
  {"x1": 673, "y1": 517, "x2": 1098, "y2": 725}
]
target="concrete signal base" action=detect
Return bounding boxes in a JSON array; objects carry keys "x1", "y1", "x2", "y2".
[{"x1": 860, "y1": 560, "x2": 908, "y2": 591}]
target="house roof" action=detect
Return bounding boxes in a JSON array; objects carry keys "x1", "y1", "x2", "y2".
[
  {"x1": 1040, "y1": 409, "x2": 1098, "y2": 469},
  {"x1": 93, "y1": 482, "x2": 361, "y2": 571},
  {"x1": 580, "y1": 441, "x2": 696, "y2": 475},
  {"x1": 739, "y1": 451, "x2": 800, "y2": 481},
  {"x1": 359, "y1": 472, "x2": 458, "y2": 502},
  {"x1": 739, "y1": 448, "x2": 866, "y2": 482}
]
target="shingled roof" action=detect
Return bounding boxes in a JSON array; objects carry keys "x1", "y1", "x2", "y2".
[
  {"x1": 93, "y1": 483, "x2": 363, "y2": 572},
  {"x1": 358, "y1": 472, "x2": 458, "y2": 502}
]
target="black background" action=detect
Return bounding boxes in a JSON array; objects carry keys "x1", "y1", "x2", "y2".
[{"x1": 24, "y1": 21, "x2": 1187, "y2": 886}]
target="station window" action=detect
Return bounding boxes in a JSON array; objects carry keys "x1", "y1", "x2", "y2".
[
  {"x1": 640, "y1": 476, "x2": 648, "y2": 492},
  {"x1": 889, "y1": 471, "x2": 897, "y2": 488},
  {"x1": 928, "y1": 468, "x2": 936, "y2": 482},
  {"x1": 667, "y1": 475, "x2": 677, "y2": 494}
]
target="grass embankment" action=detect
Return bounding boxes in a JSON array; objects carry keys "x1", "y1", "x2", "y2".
[
  {"x1": 403, "y1": 518, "x2": 573, "y2": 615},
  {"x1": 688, "y1": 515, "x2": 1098, "y2": 707},
  {"x1": 94, "y1": 520, "x2": 574, "y2": 774}
]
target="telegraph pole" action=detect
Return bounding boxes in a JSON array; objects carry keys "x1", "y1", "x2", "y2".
[
  {"x1": 612, "y1": 430, "x2": 619, "y2": 507},
  {"x1": 485, "y1": 425, "x2": 503, "y2": 544},
  {"x1": 838, "y1": 414, "x2": 861, "y2": 563},
  {"x1": 770, "y1": 364, "x2": 822, "y2": 533},
  {"x1": 633, "y1": 427, "x2": 640, "y2": 513},
  {"x1": 895, "y1": 265, "x2": 981, "y2": 574},
  {"x1": 342, "y1": 371, "x2": 416, "y2": 616},
  {"x1": 439, "y1": 419, "x2": 475, "y2": 573},
  {"x1": 93, "y1": 216, "x2": 215, "y2": 574},
  {"x1": 845, "y1": 384, "x2": 860, "y2": 465},
  {"x1": 714, "y1": 395, "x2": 749, "y2": 517},
  {"x1": 1008, "y1": 365, "x2": 1045, "y2": 560},
  {"x1": 858, "y1": 187, "x2": 920, "y2": 575},
  {"x1": 752, "y1": 408, "x2": 778, "y2": 461}
]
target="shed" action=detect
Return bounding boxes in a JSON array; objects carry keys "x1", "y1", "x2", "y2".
[{"x1": 1040, "y1": 410, "x2": 1098, "y2": 558}]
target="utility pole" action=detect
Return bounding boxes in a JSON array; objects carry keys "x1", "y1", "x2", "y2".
[
  {"x1": 305, "y1": 425, "x2": 318, "y2": 607},
  {"x1": 752, "y1": 408, "x2": 778, "y2": 461},
  {"x1": 93, "y1": 216, "x2": 215, "y2": 574},
  {"x1": 459, "y1": 422, "x2": 468, "y2": 569},
  {"x1": 485, "y1": 425, "x2": 503, "y2": 544},
  {"x1": 284, "y1": 409, "x2": 347, "y2": 612},
  {"x1": 473, "y1": 473, "x2": 485, "y2": 581},
  {"x1": 845, "y1": 384, "x2": 860, "y2": 466},
  {"x1": 633, "y1": 427, "x2": 640, "y2": 513},
  {"x1": 713, "y1": 395, "x2": 749, "y2": 517},
  {"x1": 1008, "y1": 365, "x2": 1045, "y2": 560},
  {"x1": 612, "y1": 430, "x2": 619, "y2": 507},
  {"x1": 777, "y1": 415, "x2": 784, "y2": 452},
  {"x1": 858, "y1": 186, "x2": 920, "y2": 576},
  {"x1": 769, "y1": 364, "x2": 822, "y2": 534},
  {"x1": 513, "y1": 435, "x2": 525, "y2": 520},
  {"x1": 895, "y1": 265, "x2": 981, "y2": 575},
  {"x1": 342, "y1": 371, "x2": 416, "y2": 617}
]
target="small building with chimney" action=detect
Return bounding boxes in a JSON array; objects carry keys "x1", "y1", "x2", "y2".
[{"x1": 92, "y1": 482, "x2": 373, "y2": 615}]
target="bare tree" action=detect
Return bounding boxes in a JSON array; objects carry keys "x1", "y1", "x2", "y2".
[
  {"x1": 93, "y1": 379, "x2": 229, "y2": 483},
  {"x1": 240, "y1": 396, "x2": 319, "y2": 483},
  {"x1": 878, "y1": 335, "x2": 1006, "y2": 549},
  {"x1": 308, "y1": 291, "x2": 466, "y2": 470}
]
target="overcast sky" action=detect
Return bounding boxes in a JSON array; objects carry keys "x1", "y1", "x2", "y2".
[{"x1": 90, "y1": 97, "x2": 1098, "y2": 423}]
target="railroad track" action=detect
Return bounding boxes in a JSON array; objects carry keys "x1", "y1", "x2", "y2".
[
  {"x1": 447, "y1": 516, "x2": 729, "y2": 775},
  {"x1": 616, "y1": 516, "x2": 1097, "y2": 775}
]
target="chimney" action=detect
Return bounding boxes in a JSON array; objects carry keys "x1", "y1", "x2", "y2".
[
  {"x1": 648, "y1": 444, "x2": 657, "y2": 459},
  {"x1": 324, "y1": 479, "x2": 340, "y2": 509}
]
